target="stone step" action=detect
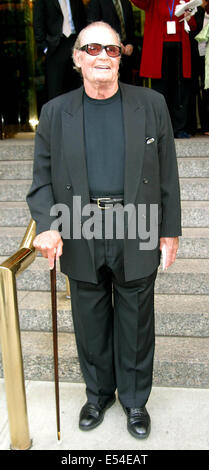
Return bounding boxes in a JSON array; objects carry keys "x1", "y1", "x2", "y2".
[
  {"x1": 154, "y1": 336, "x2": 209, "y2": 388},
  {"x1": 178, "y1": 227, "x2": 209, "y2": 258},
  {"x1": 157, "y1": 258, "x2": 209, "y2": 295},
  {"x1": 0, "y1": 136, "x2": 209, "y2": 161},
  {"x1": 0, "y1": 226, "x2": 209, "y2": 260},
  {"x1": 1, "y1": 178, "x2": 209, "y2": 202},
  {"x1": 181, "y1": 201, "x2": 209, "y2": 227},
  {"x1": 0, "y1": 180, "x2": 31, "y2": 201},
  {"x1": 1, "y1": 256, "x2": 208, "y2": 294},
  {"x1": 1, "y1": 158, "x2": 209, "y2": 180},
  {"x1": 180, "y1": 178, "x2": 209, "y2": 200},
  {"x1": 0, "y1": 137, "x2": 208, "y2": 189},
  {"x1": 0, "y1": 157, "x2": 209, "y2": 184},
  {"x1": 0, "y1": 227, "x2": 208, "y2": 258},
  {"x1": 154, "y1": 293, "x2": 209, "y2": 337},
  {"x1": 17, "y1": 290, "x2": 74, "y2": 333},
  {"x1": 0, "y1": 161, "x2": 33, "y2": 179},
  {"x1": 17, "y1": 290, "x2": 209, "y2": 338},
  {"x1": 0, "y1": 202, "x2": 31, "y2": 226},
  {"x1": 0, "y1": 331, "x2": 208, "y2": 387},
  {"x1": 0, "y1": 227, "x2": 42, "y2": 257},
  {"x1": 0, "y1": 201, "x2": 209, "y2": 227},
  {"x1": 0, "y1": 136, "x2": 34, "y2": 161},
  {"x1": 0, "y1": 227, "x2": 26, "y2": 255},
  {"x1": 177, "y1": 157, "x2": 209, "y2": 178},
  {"x1": 175, "y1": 137, "x2": 209, "y2": 157}
]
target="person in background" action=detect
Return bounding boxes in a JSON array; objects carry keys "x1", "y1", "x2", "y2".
[
  {"x1": 87, "y1": 0, "x2": 136, "y2": 83},
  {"x1": 131, "y1": 0, "x2": 197, "y2": 138},
  {"x1": 186, "y1": 3, "x2": 206, "y2": 135},
  {"x1": 33, "y1": 0, "x2": 86, "y2": 100},
  {"x1": 195, "y1": 0, "x2": 209, "y2": 134}
]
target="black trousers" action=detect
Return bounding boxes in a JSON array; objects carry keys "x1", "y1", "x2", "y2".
[
  {"x1": 69, "y1": 211, "x2": 157, "y2": 408},
  {"x1": 151, "y1": 42, "x2": 191, "y2": 135},
  {"x1": 45, "y1": 35, "x2": 82, "y2": 100}
]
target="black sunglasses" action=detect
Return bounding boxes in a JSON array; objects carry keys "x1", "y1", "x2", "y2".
[{"x1": 79, "y1": 43, "x2": 121, "y2": 58}]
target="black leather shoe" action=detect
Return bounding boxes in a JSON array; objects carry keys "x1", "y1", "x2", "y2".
[
  {"x1": 79, "y1": 396, "x2": 116, "y2": 431},
  {"x1": 124, "y1": 407, "x2": 151, "y2": 439}
]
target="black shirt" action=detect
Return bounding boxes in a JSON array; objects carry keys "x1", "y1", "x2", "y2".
[{"x1": 83, "y1": 88, "x2": 125, "y2": 197}]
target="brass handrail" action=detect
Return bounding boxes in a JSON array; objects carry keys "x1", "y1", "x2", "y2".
[
  {"x1": 0, "y1": 218, "x2": 71, "y2": 449},
  {"x1": 0, "y1": 219, "x2": 36, "y2": 450}
]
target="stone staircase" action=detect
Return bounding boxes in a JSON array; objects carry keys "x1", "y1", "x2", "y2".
[{"x1": 0, "y1": 135, "x2": 209, "y2": 387}]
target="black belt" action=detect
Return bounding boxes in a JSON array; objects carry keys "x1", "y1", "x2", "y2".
[{"x1": 90, "y1": 196, "x2": 124, "y2": 209}]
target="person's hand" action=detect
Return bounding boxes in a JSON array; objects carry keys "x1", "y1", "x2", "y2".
[
  {"x1": 184, "y1": 9, "x2": 192, "y2": 21},
  {"x1": 33, "y1": 230, "x2": 63, "y2": 270},
  {"x1": 160, "y1": 237, "x2": 179, "y2": 270},
  {"x1": 178, "y1": 1, "x2": 193, "y2": 22},
  {"x1": 123, "y1": 44, "x2": 134, "y2": 56}
]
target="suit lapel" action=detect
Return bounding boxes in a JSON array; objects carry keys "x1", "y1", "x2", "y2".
[
  {"x1": 62, "y1": 88, "x2": 90, "y2": 208},
  {"x1": 120, "y1": 83, "x2": 146, "y2": 206},
  {"x1": 61, "y1": 88, "x2": 95, "y2": 264}
]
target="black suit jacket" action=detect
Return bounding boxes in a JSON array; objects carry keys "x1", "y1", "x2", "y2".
[
  {"x1": 33, "y1": 0, "x2": 86, "y2": 52},
  {"x1": 27, "y1": 83, "x2": 181, "y2": 282},
  {"x1": 87, "y1": 0, "x2": 135, "y2": 45}
]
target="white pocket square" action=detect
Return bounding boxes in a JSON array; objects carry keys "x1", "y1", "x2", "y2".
[{"x1": 146, "y1": 137, "x2": 155, "y2": 144}]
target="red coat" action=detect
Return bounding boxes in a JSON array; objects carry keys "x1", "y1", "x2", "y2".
[{"x1": 131, "y1": 0, "x2": 197, "y2": 78}]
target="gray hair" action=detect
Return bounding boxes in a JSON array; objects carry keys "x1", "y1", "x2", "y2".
[{"x1": 72, "y1": 21, "x2": 121, "y2": 74}]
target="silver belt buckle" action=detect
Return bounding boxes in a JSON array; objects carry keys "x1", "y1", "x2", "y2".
[{"x1": 97, "y1": 197, "x2": 112, "y2": 209}]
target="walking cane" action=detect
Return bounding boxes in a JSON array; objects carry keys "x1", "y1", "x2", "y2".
[{"x1": 50, "y1": 255, "x2": 61, "y2": 443}]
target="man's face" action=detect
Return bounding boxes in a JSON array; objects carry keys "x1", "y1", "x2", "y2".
[{"x1": 74, "y1": 25, "x2": 121, "y2": 89}]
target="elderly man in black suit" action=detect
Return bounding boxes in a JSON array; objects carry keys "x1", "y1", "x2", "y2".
[
  {"x1": 87, "y1": 0, "x2": 136, "y2": 83},
  {"x1": 33, "y1": 0, "x2": 86, "y2": 100},
  {"x1": 27, "y1": 21, "x2": 181, "y2": 439}
]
